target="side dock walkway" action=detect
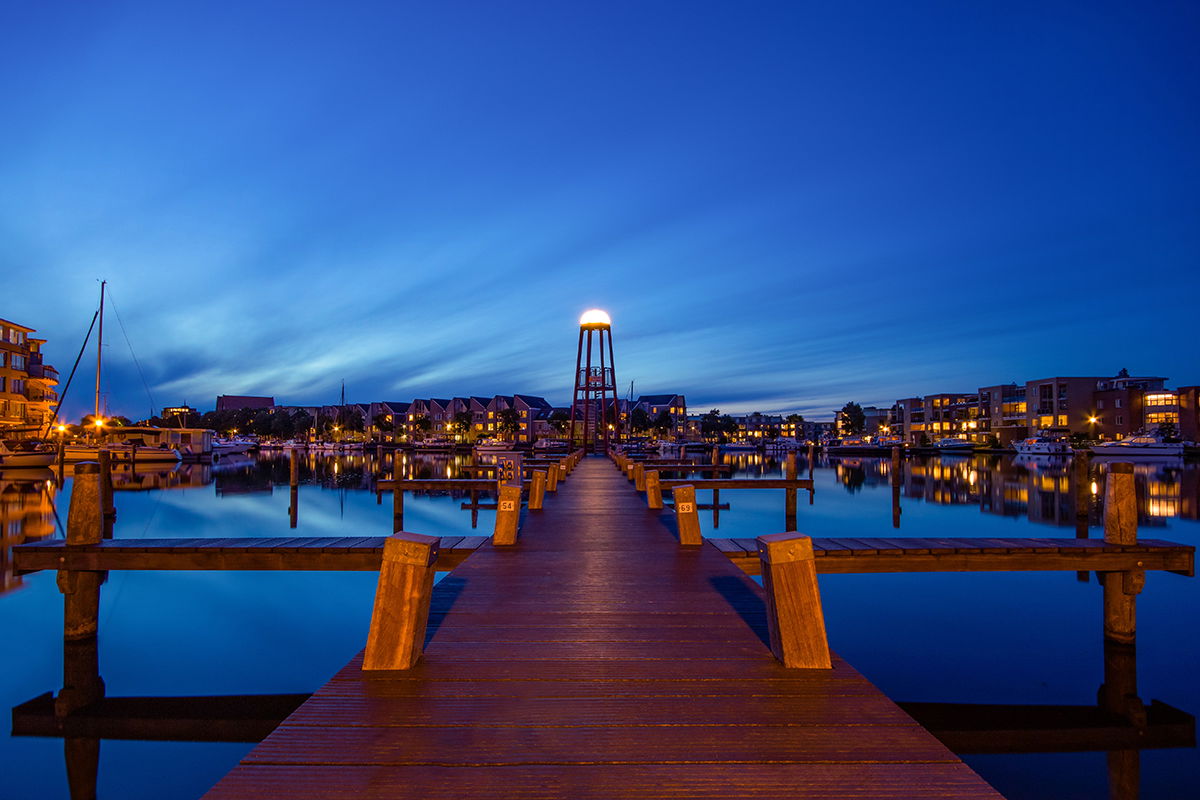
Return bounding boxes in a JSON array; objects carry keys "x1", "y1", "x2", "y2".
[{"x1": 204, "y1": 457, "x2": 1003, "y2": 799}]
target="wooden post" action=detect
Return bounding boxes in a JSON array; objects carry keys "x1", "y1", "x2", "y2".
[
  {"x1": 546, "y1": 462, "x2": 559, "y2": 492},
  {"x1": 362, "y1": 532, "x2": 439, "y2": 671},
  {"x1": 1075, "y1": 451, "x2": 1091, "y2": 522},
  {"x1": 892, "y1": 480, "x2": 902, "y2": 529},
  {"x1": 66, "y1": 463, "x2": 105, "y2": 547},
  {"x1": 529, "y1": 470, "x2": 547, "y2": 510},
  {"x1": 1103, "y1": 462, "x2": 1140, "y2": 645},
  {"x1": 712, "y1": 487, "x2": 721, "y2": 529},
  {"x1": 493, "y1": 484, "x2": 521, "y2": 545},
  {"x1": 645, "y1": 470, "x2": 663, "y2": 509},
  {"x1": 97, "y1": 449, "x2": 115, "y2": 520},
  {"x1": 674, "y1": 484, "x2": 702, "y2": 546},
  {"x1": 891, "y1": 446, "x2": 901, "y2": 476},
  {"x1": 57, "y1": 463, "x2": 107, "y2": 718},
  {"x1": 711, "y1": 445, "x2": 720, "y2": 466},
  {"x1": 392, "y1": 483, "x2": 404, "y2": 531},
  {"x1": 785, "y1": 452, "x2": 797, "y2": 531},
  {"x1": 807, "y1": 442, "x2": 815, "y2": 478},
  {"x1": 633, "y1": 463, "x2": 646, "y2": 492},
  {"x1": 756, "y1": 532, "x2": 832, "y2": 669}
]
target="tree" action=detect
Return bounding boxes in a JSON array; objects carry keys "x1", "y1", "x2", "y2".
[
  {"x1": 450, "y1": 410, "x2": 474, "y2": 439},
  {"x1": 1117, "y1": 367, "x2": 1130, "y2": 378},
  {"x1": 292, "y1": 411, "x2": 314, "y2": 436},
  {"x1": 496, "y1": 408, "x2": 522, "y2": 440},
  {"x1": 270, "y1": 412, "x2": 296, "y2": 439},
  {"x1": 630, "y1": 407, "x2": 650, "y2": 435},
  {"x1": 252, "y1": 409, "x2": 274, "y2": 437},
  {"x1": 1157, "y1": 421, "x2": 1180, "y2": 442},
  {"x1": 548, "y1": 409, "x2": 570, "y2": 436},
  {"x1": 718, "y1": 414, "x2": 739, "y2": 444},
  {"x1": 412, "y1": 414, "x2": 432, "y2": 439},
  {"x1": 839, "y1": 402, "x2": 866, "y2": 436},
  {"x1": 652, "y1": 410, "x2": 673, "y2": 437},
  {"x1": 700, "y1": 409, "x2": 722, "y2": 440}
]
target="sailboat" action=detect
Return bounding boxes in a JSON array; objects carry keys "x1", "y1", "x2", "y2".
[{"x1": 61, "y1": 281, "x2": 181, "y2": 464}]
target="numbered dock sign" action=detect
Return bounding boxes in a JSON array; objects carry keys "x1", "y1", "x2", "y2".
[
  {"x1": 677, "y1": 502, "x2": 694, "y2": 514},
  {"x1": 498, "y1": 452, "x2": 523, "y2": 488}
]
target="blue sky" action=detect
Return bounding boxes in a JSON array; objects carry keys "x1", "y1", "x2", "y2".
[{"x1": 3, "y1": 1, "x2": 1197, "y2": 421}]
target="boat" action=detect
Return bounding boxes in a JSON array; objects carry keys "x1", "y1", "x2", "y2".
[
  {"x1": 212, "y1": 436, "x2": 258, "y2": 458},
  {"x1": 475, "y1": 438, "x2": 513, "y2": 453},
  {"x1": 63, "y1": 443, "x2": 181, "y2": 463},
  {"x1": 721, "y1": 441, "x2": 759, "y2": 452},
  {"x1": 414, "y1": 437, "x2": 454, "y2": 453},
  {"x1": 1012, "y1": 432, "x2": 1072, "y2": 456},
  {"x1": 934, "y1": 437, "x2": 975, "y2": 452},
  {"x1": 0, "y1": 439, "x2": 56, "y2": 468},
  {"x1": 1091, "y1": 433, "x2": 1184, "y2": 459}
]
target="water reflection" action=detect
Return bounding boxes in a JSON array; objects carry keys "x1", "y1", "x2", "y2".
[
  {"x1": 1, "y1": 469, "x2": 60, "y2": 594},
  {"x1": 820, "y1": 454, "x2": 1197, "y2": 528}
]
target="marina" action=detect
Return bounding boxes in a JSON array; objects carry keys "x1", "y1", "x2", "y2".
[{"x1": 1, "y1": 448, "x2": 1197, "y2": 798}]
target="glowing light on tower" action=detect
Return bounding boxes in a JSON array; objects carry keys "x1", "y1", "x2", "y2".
[{"x1": 569, "y1": 309, "x2": 618, "y2": 453}]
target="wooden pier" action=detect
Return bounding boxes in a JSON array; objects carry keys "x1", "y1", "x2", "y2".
[{"x1": 201, "y1": 457, "x2": 1002, "y2": 799}]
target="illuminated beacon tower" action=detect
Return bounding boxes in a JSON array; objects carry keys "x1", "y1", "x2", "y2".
[{"x1": 569, "y1": 309, "x2": 618, "y2": 454}]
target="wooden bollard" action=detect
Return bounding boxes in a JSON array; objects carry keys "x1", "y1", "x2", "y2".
[
  {"x1": 529, "y1": 470, "x2": 547, "y2": 510},
  {"x1": 546, "y1": 463, "x2": 559, "y2": 492},
  {"x1": 1103, "y1": 462, "x2": 1140, "y2": 645},
  {"x1": 785, "y1": 452, "x2": 797, "y2": 529},
  {"x1": 392, "y1": 483, "x2": 404, "y2": 531},
  {"x1": 1074, "y1": 451, "x2": 1091, "y2": 521},
  {"x1": 756, "y1": 532, "x2": 832, "y2": 669},
  {"x1": 674, "y1": 484, "x2": 702, "y2": 546},
  {"x1": 66, "y1": 462, "x2": 105, "y2": 548},
  {"x1": 646, "y1": 470, "x2": 663, "y2": 509},
  {"x1": 890, "y1": 446, "x2": 901, "y2": 478},
  {"x1": 58, "y1": 462, "x2": 107, "y2": 717},
  {"x1": 1104, "y1": 462, "x2": 1136, "y2": 545},
  {"x1": 493, "y1": 484, "x2": 521, "y2": 545},
  {"x1": 289, "y1": 448, "x2": 299, "y2": 487},
  {"x1": 711, "y1": 445, "x2": 720, "y2": 466},
  {"x1": 634, "y1": 463, "x2": 646, "y2": 492},
  {"x1": 97, "y1": 449, "x2": 115, "y2": 519},
  {"x1": 362, "y1": 532, "x2": 439, "y2": 671},
  {"x1": 558, "y1": 462, "x2": 568, "y2": 483}
]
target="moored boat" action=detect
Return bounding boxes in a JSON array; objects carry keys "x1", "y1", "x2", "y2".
[
  {"x1": 0, "y1": 439, "x2": 56, "y2": 468},
  {"x1": 1012, "y1": 432, "x2": 1073, "y2": 456},
  {"x1": 934, "y1": 437, "x2": 975, "y2": 453},
  {"x1": 1091, "y1": 433, "x2": 1184, "y2": 459}
]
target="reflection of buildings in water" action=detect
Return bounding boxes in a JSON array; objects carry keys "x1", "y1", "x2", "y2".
[
  {"x1": 896, "y1": 456, "x2": 1192, "y2": 528},
  {"x1": 112, "y1": 463, "x2": 212, "y2": 492},
  {"x1": 1, "y1": 469, "x2": 59, "y2": 595}
]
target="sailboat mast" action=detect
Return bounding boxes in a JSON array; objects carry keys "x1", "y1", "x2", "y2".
[{"x1": 94, "y1": 280, "x2": 106, "y2": 419}]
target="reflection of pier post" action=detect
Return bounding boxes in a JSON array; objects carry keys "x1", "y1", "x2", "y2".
[
  {"x1": 784, "y1": 452, "x2": 797, "y2": 530},
  {"x1": 1074, "y1": 453, "x2": 1092, "y2": 581},
  {"x1": 288, "y1": 450, "x2": 299, "y2": 529},
  {"x1": 98, "y1": 450, "x2": 115, "y2": 540},
  {"x1": 1099, "y1": 461, "x2": 1143, "y2": 800},
  {"x1": 58, "y1": 463, "x2": 107, "y2": 800},
  {"x1": 891, "y1": 447, "x2": 902, "y2": 529},
  {"x1": 807, "y1": 442, "x2": 815, "y2": 479}
]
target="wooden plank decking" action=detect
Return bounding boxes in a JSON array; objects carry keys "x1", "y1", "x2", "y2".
[{"x1": 203, "y1": 457, "x2": 1002, "y2": 799}]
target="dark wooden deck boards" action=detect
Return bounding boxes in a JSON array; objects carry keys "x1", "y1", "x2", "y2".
[{"x1": 204, "y1": 457, "x2": 1002, "y2": 799}]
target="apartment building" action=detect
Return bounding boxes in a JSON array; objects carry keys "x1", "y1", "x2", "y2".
[
  {"x1": 0, "y1": 319, "x2": 59, "y2": 431},
  {"x1": 895, "y1": 372, "x2": 1191, "y2": 445}
]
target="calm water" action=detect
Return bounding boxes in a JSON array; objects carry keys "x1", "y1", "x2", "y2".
[{"x1": 1, "y1": 450, "x2": 1196, "y2": 799}]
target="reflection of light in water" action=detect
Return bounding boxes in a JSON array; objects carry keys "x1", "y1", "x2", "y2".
[
  {"x1": 969, "y1": 470, "x2": 977, "y2": 486},
  {"x1": 1090, "y1": 481, "x2": 1098, "y2": 495}
]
